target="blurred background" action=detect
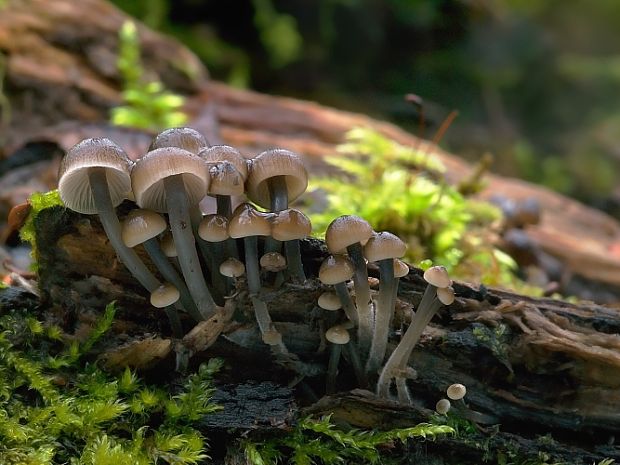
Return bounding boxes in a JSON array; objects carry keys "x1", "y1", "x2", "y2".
[{"x1": 114, "y1": 0, "x2": 620, "y2": 213}]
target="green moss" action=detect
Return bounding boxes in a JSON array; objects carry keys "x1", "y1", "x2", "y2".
[
  {"x1": 0, "y1": 303, "x2": 221, "y2": 464},
  {"x1": 309, "y1": 127, "x2": 519, "y2": 287},
  {"x1": 244, "y1": 414, "x2": 454, "y2": 465},
  {"x1": 19, "y1": 190, "x2": 64, "y2": 252}
]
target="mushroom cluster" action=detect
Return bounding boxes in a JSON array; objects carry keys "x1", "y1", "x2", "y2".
[{"x1": 58, "y1": 127, "x2": 455, "y2": 404}]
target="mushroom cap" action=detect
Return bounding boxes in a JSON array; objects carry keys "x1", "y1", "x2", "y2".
[
  {"x1": 131, "y1": 147, "x2": 210, "y2": 213},
  {"x1": 160, "y1": 232, "x2": 177, "y2": 257},
  {"x1": 149, "y1": 127, "x2": 208, "y2": 154},
  {"x1": 393, "y1": 259, "x2": 409, "y2": 278},
  {"x1": 246, "y1": 149, "x2": 308, "y2": 208},
  {"x1": 219, "y1": 257, "x2": 246, "y2": 278},
  {"x1": 437, "y1": 286, "x2": 455, "y2": 305},
  {"x1": 435, "y1": 398, "x2": 451, "y2": 415},
  {"x1": 228, "y1": 203, "x2": 272, "y2": 238},
  {"x1": 208, "y1": 161, "x2": 245, "y2": 196},
  {"x1": 199, "y1": 145, "x2": 248, "y2": 180},
  {"x1": 271, "y1": 208, "x2": 312, "y2": 241},
  {"x1": 325, "y1": 325, "x2": 350, "y2": 345},
  {"x1": 58, "y1": 138, "x2": 132, "y2": 214},
  {"x1": 262, "y1": 329, "x2": 283, "y2": 345},
  {"x1": 150, "y1": 283, "x2": 180, "y2": 308},
  {"x1": 259, "y1": 252, "x2": 287, "y2": 272},
  {"x1": 446, "y1": 383, "x2": 466, "y2": 400},
  {"x1": 423, "y1": 265, "x2": 451, "y2": 288},
  {"x1": 317, "y1": 292, "x2": 341, "y2": 311},
  {"x1": 121, "y1": 209, "x2": 167, "y2": 247},
  {"x1": 363, "y1": 231, "x2": 407, "y2": 262},
  {"x1": 325, "y1": 215, "x2": 373, "y2": 254},
  {"x1": 198, "y1": 214, "x2": 229, "y2": 242},
  {"x1": 318, "y1": 255, "x2": 355, "y2": 285}
]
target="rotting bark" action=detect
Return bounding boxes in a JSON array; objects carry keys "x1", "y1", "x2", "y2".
[{"x1": 10, "y1": 204, "x2": 617, "y2": 464}]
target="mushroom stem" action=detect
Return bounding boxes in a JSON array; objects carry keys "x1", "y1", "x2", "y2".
[
  {"x1": 142, "y1": 238, "x2": 201, "y2": 322},
  {"x1": 376, "y1": 285, "x2": 441, "y2": 399},
  {"x1": 396, "y1": 377, "x2": 412, "y2": 404},
  {"x1": 344, "y1": 339, "x2": 367, "y2": 389},
  {"x1": 216, "y1": 194, "x2": 232, "y2": 219},
  {"x1": 164, "y1": 175, "x2": 217, "y2": 319},
  {"x1": 89, "y1": 168, "x2": 160, "y2": 291},
  {"x1": 347, "y1": 242, "x2": 373, "y2": 355},
  {"x1": 284, "y1": 239, "x2": 306, "y2": 281},
  {"x1": 244, "y1": 236, "x2": 287, "y2": 351},
  {"x1": 269, "y1": 175, "x2": 289, "y2": 212},
  {"x1": 88, "y1": 168, "x2": 184, "y2": 333},
  {"x1": 333, "y1": 282, "x2": 358, "y2": 325},
  {"x1": 365, "y1": 258, "x2": 396, "y2": 377},
  {"x1": 163, "y1": 306, "x2": 184, "y2": 338},
  {"x1": 326, "y1": 343, "x2": 342, "y2": 394}
]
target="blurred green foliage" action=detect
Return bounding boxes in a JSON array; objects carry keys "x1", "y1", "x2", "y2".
[
  {"x1": 0, "y1": 301, "x2": 221, "y2": 464},
  {"x1": 111, "y1": 21, "x2": 188, "y2": 131},
  {"x1": 111, "y1": 0, "x2": 620, "y2": 207},
  {"x1": 309, "y1": 128, "x2": 520, "y2": 287}
]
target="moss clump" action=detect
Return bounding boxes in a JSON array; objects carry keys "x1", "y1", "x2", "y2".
[
  {"x1": 0, "y1": 302, "x2": 221, "y2": 464},
  {"x1": 243, "y1": 414, "x2": 454, "y2": 465},
  {"x1": 19, "y1": 189, "x2": 63, "y2": 253}
]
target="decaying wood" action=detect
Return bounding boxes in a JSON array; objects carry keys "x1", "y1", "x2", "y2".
[
  {"x1": 1, "y1": 0, "x2": 620, "y2": 298},
  {"x1": 10, "y1": 205, "x2": 616, "y2": 463}
]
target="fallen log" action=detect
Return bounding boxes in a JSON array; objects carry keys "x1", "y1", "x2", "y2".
[{"x1": 7, "y1": 203, "x2": 616, "y2": 464}]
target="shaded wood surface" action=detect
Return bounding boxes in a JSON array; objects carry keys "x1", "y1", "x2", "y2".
[{"x1": 16, "y1": 205, "x2": 620, "y2": 464}]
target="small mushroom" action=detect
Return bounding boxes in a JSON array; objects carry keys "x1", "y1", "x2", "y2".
[
  {"x1": 131, "y1": 146, "x2": 216, "y2": 320},
  {"x1": 325, "y1": 215, "x2": 374, "y2": 356},
  {"x1": 363, "y1": 232, "x2": 407, "y2": 377},
  {"x1": 318, "y1": 292, "x2": 342, "y2": 311},
  {"x1": 219, "y1": 257, "x2": 246, "y2": 278},
  {"x1": 121, "y1": 208, "x2": 200, "y2": 322},
  {"x1": 149, "y1": 127, "x2": 209, "y2": 154},
  {"x1": 325, "y1": 324, "x2": 350, "y2": 393},
  {"x1": 198, "y1": 213, "x2": 231, "y2": 298},
  {"x1": 447, "y1": 383, "x2": 466, "y2": 401},
  {"x1": 58, "y1": 138, "x2": 163, "y2": 295},
  {"x1": 376, "y1": 265, "x2": 452, "y2": 402},
  {"x1": 436, "y1": 398, "x2": 451, "y2": 415},
  {"x1": 270, "y1": 208, "x2": 312, "y2": 281},
  {"x1": 318, "y1": 255, "x2": 358, "y2": 325},
  {"x1": 229, "y1": 203, "x2": 287, "y2": 349},
  {"x1": 260, "y1": 252, "x2": 287, "y2": 272}
]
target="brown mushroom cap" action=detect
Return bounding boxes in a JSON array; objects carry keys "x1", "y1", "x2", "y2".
[
  {"x1": 446, "y1": 383, "x2": 466, "y2": 400},
  {"x1": 325, "y1": 325, "x2": 350, "y2": 345},
  {"x1": 271, "y1": 208, "x2": 312, "y2": 241},
  {"x1": 423, "y1": 265, "x2": 451, "y2": 288},
  {"x1": 150, "y1": 283, "x2": 180, "y2": 308},
  {"x1": 208, "y1": 161, "x2": 245, "y2": 196},
  {"x1": 318, "y1": 255, "x2": 355, "y2": 285},
  {"x1": 198, "y1": 214, "x2": 229, "y2": 242},
  {"x1": 437, "y1": 286, "x2": 455, "y2": 305},
  {"x1": 121, "y1": 209, "x2": 167, "y2": 248},
  {"x1": 325, "y1": 215, "x2": 373, "y2": 254},
  {"x1": 259, "y1": 252, "x2": 287, "y2": 272},
  {"x1": 393, "y1": 259, "x2": 409, "y2": 278},
  {"x1": 435, "y1": 398, "x2": 451, "y2": 415},
  {"x1": 228, "y1": 203, "x2": 272, "y2": 238},
  {"x1": 199, "y1": 145, "x2": 248, "y2": 180},
  {"x1": 149, "y1": 127, "x2": 208, "y2": 154},
  {"x1": 262, "y1": 329, "x2": 283, "y2": 346},
  {"x1": 131, "y1": 147, "x2": 210, "y2": 212},
  {"x1": 58, "y1": 138, "x2": 132, "y2": 214},
  {"x1": 318, "y1": 292, "x2": 342, "y2": 311},
  {"x1": 363, "y1": 231, "x2": 407, "y2": 262},
  {"x1": 246, "y1": 149, "x2": 308, "y2": 209},
  {"x1": 219, "y1": 257, "x2": 246, "y2": 278}
]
